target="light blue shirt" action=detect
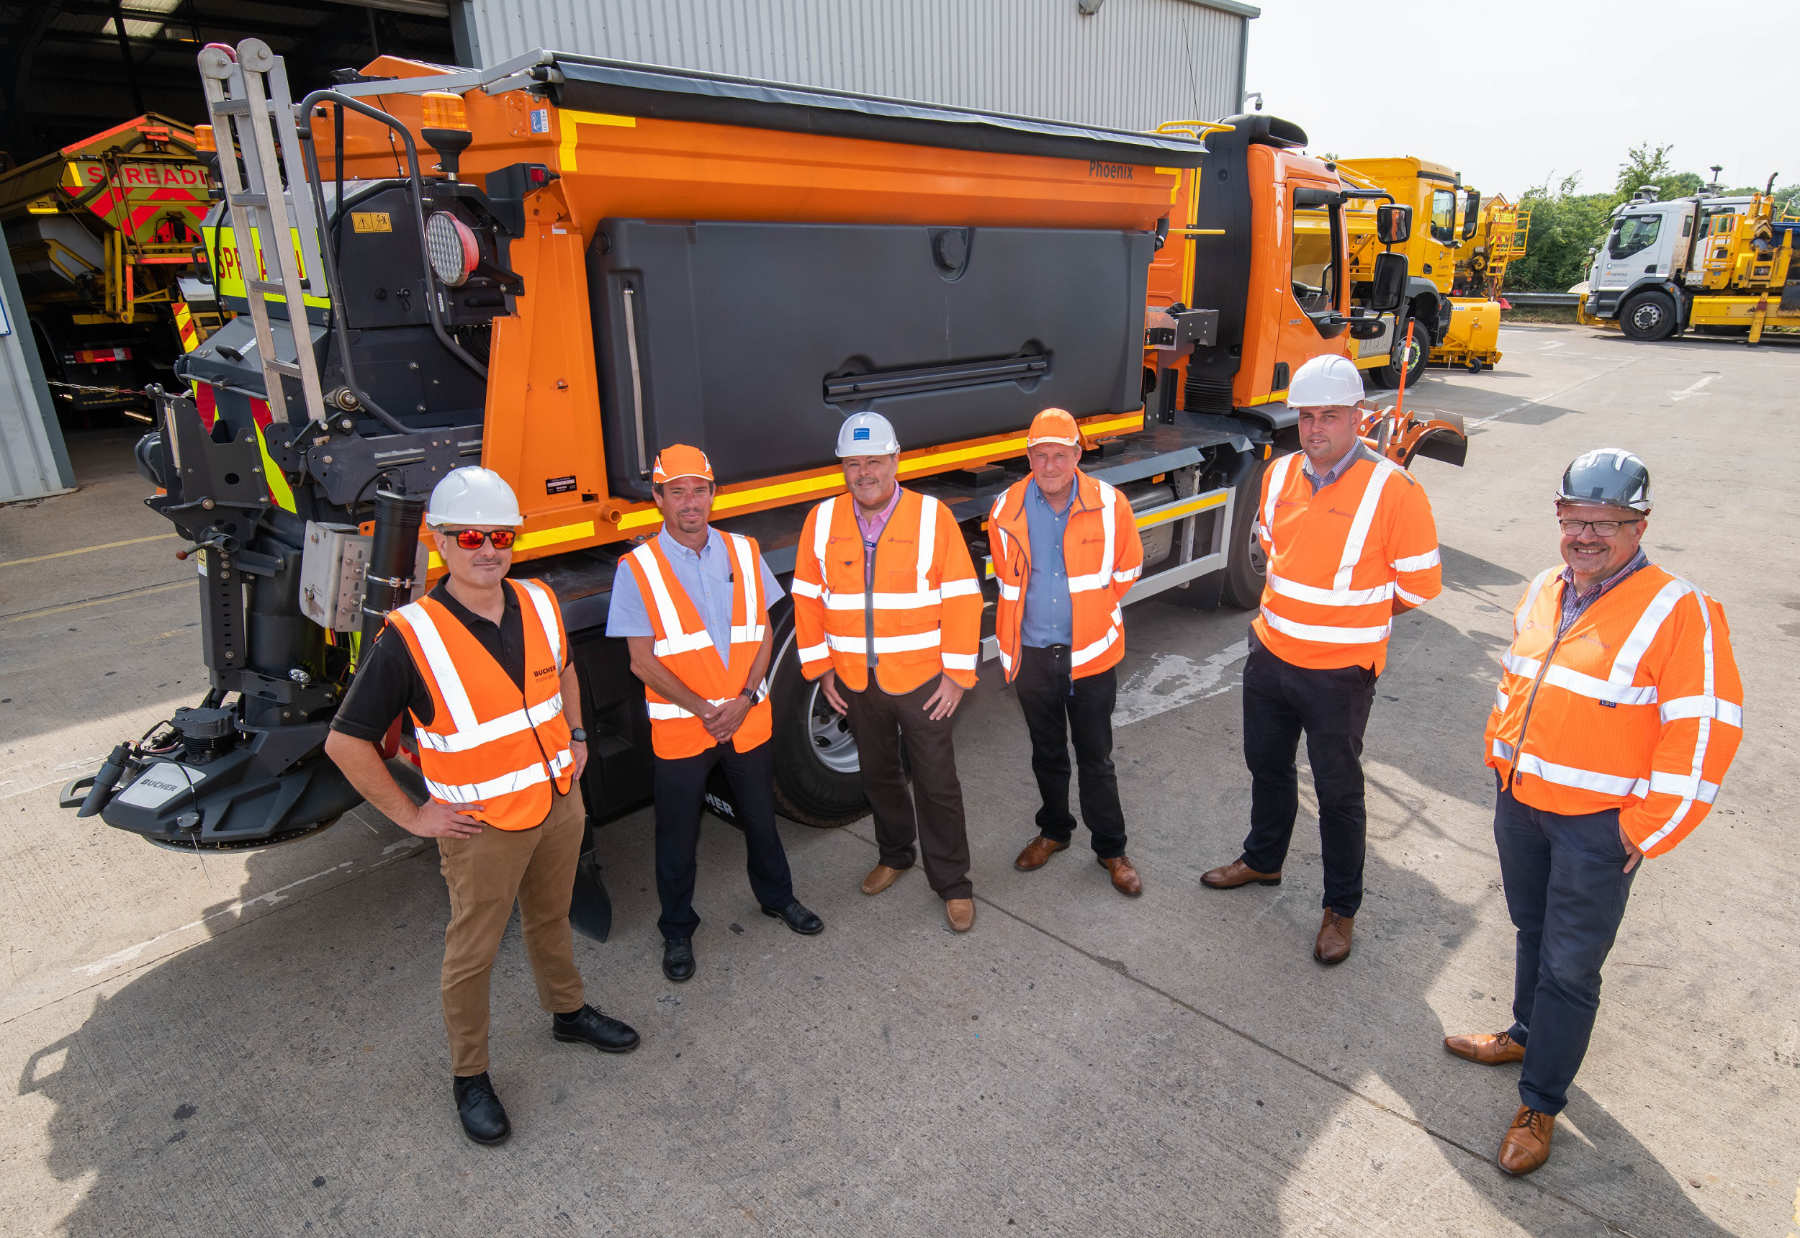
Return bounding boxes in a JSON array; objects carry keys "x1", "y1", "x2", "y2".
[
  {"x1": 606, "y1": 527, "x2": 784, "y2": 657},
  {"x1": 1020, "y1": 479, "x2": 1075, "y2": 648}
]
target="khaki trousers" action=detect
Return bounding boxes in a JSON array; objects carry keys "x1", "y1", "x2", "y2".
[{"x1": 436, "y1": 783, "x2": 586, "y2": 1075}]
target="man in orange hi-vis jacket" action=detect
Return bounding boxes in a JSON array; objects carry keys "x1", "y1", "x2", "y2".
[
  {"x1": 988, "y1": 408, "x2": 1147, "y2": 897},
  {"x1": 1201, "y1": 354, "x2": 1441, "y2": 966},
  {"x1": 326, "y1": 467, "x2": 639, "y2": 1147},
  {"x1": 1446, "y1": 448, "x2": 1742, "y2": 1178},
  {"x1": 790, "y1": 412, "x2": 984, "y2": 932}
]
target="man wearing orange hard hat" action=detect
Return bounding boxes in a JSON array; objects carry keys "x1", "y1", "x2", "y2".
[
  {"x1": 607, "y1": 445, "x2": 823, "y2": 985},
  {"x1": 987, "y1": 408, "x2": 1147, "y2": 896}
]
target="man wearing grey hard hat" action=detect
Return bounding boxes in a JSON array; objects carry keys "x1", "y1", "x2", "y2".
[{"x1": 1449, "y1": 449, "x2": 1743, "y2": 1177}]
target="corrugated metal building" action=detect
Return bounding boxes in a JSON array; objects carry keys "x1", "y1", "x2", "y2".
[
  {"x1": 0, "y1": 240, "x2": 74, "y2": 504},
  {"x1": 455, "y1": 0, "x2": 1258, "y2": 133}
]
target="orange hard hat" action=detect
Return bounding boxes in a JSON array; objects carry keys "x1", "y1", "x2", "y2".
[
  {"x1": 652, "y1": 444, "x2": 714, "y2": 485},
  {"x1": 1026, "y1": 408, "x2": 1083, "y2": 448}
]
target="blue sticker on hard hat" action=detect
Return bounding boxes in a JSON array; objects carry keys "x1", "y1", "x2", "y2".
[{"x1": 853, "y1": 427, "x2": 871, "y2": 441}]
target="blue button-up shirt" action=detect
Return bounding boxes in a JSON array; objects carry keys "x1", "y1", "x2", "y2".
[
  {"x1": 1020, "y1": 479, "x2": 1075, "y2": 648},
  {"x1": 606, "y1": 527, "x2": 784, "y2": 655},
  {"x1": 1302, "y1": 441, "x2": 1380, "y2": 494}
]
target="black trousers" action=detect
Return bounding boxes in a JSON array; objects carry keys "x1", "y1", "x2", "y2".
[
  {"x1": 652, "y1": 739, "x2": 795, "y2": 942},
  {"x1": 1013, "y1": 644, "x2": 1127, "y2": 858},
  {"x1": 840, "y1": 676, "x2": 972, "y2": 901},
  {"x1": 1240, "y1": 635, "x2": 1377, "y2": 916}
]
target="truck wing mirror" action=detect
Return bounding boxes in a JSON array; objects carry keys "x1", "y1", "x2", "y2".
[
  {"x1": 1291, "y1": 186, "x2": 1342, "y2": 209},
  {"x1": 1377, "y1": 204, "x2": 1411, "y2": 246},
  {"x1": 1370, "y1": 251, "x2": 1407, "y2": 312},
  {"x1": 1462, "y1": 189, "x2": 1480, "y2": 240}
]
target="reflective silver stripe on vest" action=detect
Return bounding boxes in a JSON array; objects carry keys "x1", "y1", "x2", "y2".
[
  {"x1": 725, "y1": 532, "x2": 766, "y2": 646},
  {"x1": 1260, "y1": 454, "x2": 1297, "y2": 553},
  {"x1": 1258, "y1": 605, "x2": 1390, "y2": 645},
  {"x1": 1333, "y1": 458, "x2": 1397, "y2": 590},
  {"x1": 1637, "y1": 579, "x2": 1721, "y2": 851},
  {"x1": 425, "y1": 746, "x2": 574, "y2": 804},
  {"x1": 1067, "y1": 480, "x2": 1120, "y2": 594},
  {"x1": 630, "y1": 542, "x2": 714, "y2": 658},
  {"x1": 393, "y1": 601, "x2": 481, "y2": 737},
  {"x1": 826, "y1": 630, "x2": 940, "y2": 654},
  {"x1": 517, "y1": 578, "x2": 564, "y2": 673},
  {"x1": 415, "y1": 692, "x2": 566, "y2": 754}
]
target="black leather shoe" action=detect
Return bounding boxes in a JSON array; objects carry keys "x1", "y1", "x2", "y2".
[
  {"x1": 552, "y1": 1004, "x2": 640, "y2": 1054},
  {"x1": 453, "y1": 1071, "x2": 510, "y2": 1145},
  {"x1": 662, "y1": 937, "x2": 695, "y2": 982},
  {"x1": 761, "y1": 899, "x2": 824, "y2": 935}
]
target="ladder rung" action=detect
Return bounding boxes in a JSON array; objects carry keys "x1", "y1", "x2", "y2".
[
  {"x1": 233, "y1": 192, "x2": 269, "y2": 207},
  {"x1": 209, "y1": 100, "x2": 251, "y2": 116},
  {"x1": 265, "y1": 359, "x2": 304, "y2": 377},
  {"x1": 245, "y1": 278, "x2": 288, "y2": 293}
]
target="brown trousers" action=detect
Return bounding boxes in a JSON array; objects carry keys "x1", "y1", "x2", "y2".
[
  {"x1": 841, "y1": 676, "x2": 972, "y2": 900},
  {"x1": 436, "y1": 782, "x2": 586, "y2": 1075}
]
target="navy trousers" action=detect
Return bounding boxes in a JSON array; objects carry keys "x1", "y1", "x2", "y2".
[
  {"x1": 652, "y1": 739, "x2": 796, "y2": 942},
  {"x1": 1239, "y1": 635, "x2": 1377, "y2": 916},
  {"x1": 1494, "y1": 779, "x2": 1638, "y2": 1115},
  {"x1": 1013, "y1": 644, "x2": 1128, "y2": 859}
]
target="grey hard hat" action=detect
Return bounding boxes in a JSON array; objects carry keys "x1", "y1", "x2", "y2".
[{"x1": 1555, "y1": 448, "x2": 1652, "y2": 513}]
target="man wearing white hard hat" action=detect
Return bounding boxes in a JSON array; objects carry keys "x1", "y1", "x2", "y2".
[
  {"x1": 988, "y1": 408, "x2": 1147, "y2": 896},
  {"x1": 606, "y1": 444, "x2": 823, "y2": 985},
  {"x1": 1199, "y1": 354, "x2": 1442, "y2": 965},
  {"x1": 326, "y1": 466, "x2": 640, "y2": 1147},
  {"x1": 790, "y1": 412, "x2": 984, "y2": 932}
]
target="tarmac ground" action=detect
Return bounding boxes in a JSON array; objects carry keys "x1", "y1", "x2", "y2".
[{"x1": 1, "y1": 323, "x2": 1796, "y2": 1236}]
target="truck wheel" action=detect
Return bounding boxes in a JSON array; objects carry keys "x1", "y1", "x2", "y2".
[
  {"x1": 768, "y1": 619, "x2": 867, "y2": 827},
  {"x1": 1377, "y1": 317, "x2": 1432, "y2": 388},
  {"x1": 1620, "y1": 290, "x2": 1677, "y2": 341},
  {"x1": 1220, "y1": 454, "x2": 1270, "y2": 610}
]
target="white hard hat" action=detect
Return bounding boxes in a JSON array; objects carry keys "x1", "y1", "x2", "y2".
[
  {"x1": 1287, "y1": 354, "x2": 1365, "y2": 408},
  {"x1": 424, "y1": 466, "x2": 524, "y2": 528},
  {"x1": 836, "y1": 411, "x2": 900, "y2": 457}
]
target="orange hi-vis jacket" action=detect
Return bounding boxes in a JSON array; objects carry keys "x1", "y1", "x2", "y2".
[
  {"x1": 791, "y1": 487, "x2": 982, "y2": 694},
  {"x1": 386, "y1": 578, "x2": 574, "y2": 831},
  {"x1": 1252, "y1": 448, "x2": 1442, "y2": 674},
  {"x1": 621, "y1": 531, "x2": 774, "y2": 760},
  {"x1": 987, "y1": 470, "x2": 1144, "y2": 682},
  {"x1": 1485, "y1": 563, "x2": 1742, "y2": 857}
]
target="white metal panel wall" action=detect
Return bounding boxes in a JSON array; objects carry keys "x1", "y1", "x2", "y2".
[
  {"x1": 0, "y1": 240, "x2": 74, "y2": 504},
  {"x1": 460, "y1": 0, "x2": 1249, "y2": 131}
]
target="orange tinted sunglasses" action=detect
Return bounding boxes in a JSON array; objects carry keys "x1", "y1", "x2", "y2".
[{"x1": 446, "y1": 529, "x2": 516, "y2": 550}]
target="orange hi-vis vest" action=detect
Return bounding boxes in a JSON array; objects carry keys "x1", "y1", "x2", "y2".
[
  {"x1": 622, "y1": 531, "x2": 774, "y2": 760},
  {"x1": 987, "y1": 470, "x2": 1144, "y2": 682},
  {"x1": 1252, "y1": 448, "x2": 1441, "y2": 674},
  {"x1": 791, "y1": 487, "x2": 982, "y2": 694},
  {"x1": 1485, "y1": 563, "x2": 1742, "y2": 857},
  {"x1": 386, "y1": 578, "x2": 574, "y2": 831}
]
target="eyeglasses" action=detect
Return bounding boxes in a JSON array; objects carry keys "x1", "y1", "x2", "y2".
[
  {"x1": 446, "y1": 528, "x2": 516, "y2": 550},
  {"x1": 1557, "y1": 518, "x2": 1639, "y2": 537}
]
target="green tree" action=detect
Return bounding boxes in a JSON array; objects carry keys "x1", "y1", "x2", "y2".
[
  {"x1": 1504, "y1": 173, "x2": 1615, "y2": 292},
  {"x1": 1613, "y1": 142, "x2": 1674, "y2": 198}
]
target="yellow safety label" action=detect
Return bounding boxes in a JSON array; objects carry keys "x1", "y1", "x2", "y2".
[{"x1": 351, "y1": 211, "x2": 392, "y2": 234}]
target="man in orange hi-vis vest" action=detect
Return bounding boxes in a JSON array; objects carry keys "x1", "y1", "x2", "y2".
[
  {"x1": 605, "y1": 445, "x2": 822, "y2": 986},
  {"x1": 791, "y1": 412, "x2": 984, "y2": 932},
  {"x1": 1201, "y1": 354, "x2": 1441, "y2": 966},
  {"x1": 1446, "y1": 449, "x2": 1741, "y2": 1177},
  {"x1": 989, "y1": 408, "x2": 1147, "y2": 897},
  {"x1": 326, "y1": 467, "x2": 639, "y2": 1147}
]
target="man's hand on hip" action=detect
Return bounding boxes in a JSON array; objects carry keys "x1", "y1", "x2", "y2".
[
  {"x1": 923, "y1": 675, "x2": 965, "y2": 721},
  {"x1": 404, "y1": 799, "x2": 485, "y2": 839}
]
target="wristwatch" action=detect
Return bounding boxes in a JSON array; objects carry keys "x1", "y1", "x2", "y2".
[
  {"x1": 740, "y1": 686, "x2": 758, "y2": 700},
  {"x1": 569, "y1": 727, "x2": 587, "y2": 743}
]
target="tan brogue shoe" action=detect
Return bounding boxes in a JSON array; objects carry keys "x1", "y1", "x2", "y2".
[
  {"x1": 1014, "y1": 836, "x2": 1069, "y2": 871},
  {"x1": 1445, "y1": 1032, "x2": 1526, "y2": 1066},
  {"x1": 1098, "y1": 855, "x2": 1143, "y2": 897},
  {"x1": 861, "y1": 864, "x2": 905, "y2": 896},
  {"x1": 1200, "y1": 859, "x2": 1283, "y2": 889},
  {"x1": 944, "y1": 898, "x2": 975, "y2": 933},
  {"x1": 1313, "y1": 910, "x2": 1353, "y2": 965},
  {"x1": 1497, "y1": 1105, "x2": 1554, "y2": 1176}
]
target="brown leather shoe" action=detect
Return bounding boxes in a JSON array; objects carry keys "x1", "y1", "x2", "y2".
[
  {"x1": 1098, "y1": 855, "x2": 1143, "y2": 897},
  {"x1": 1200, "y1": 859, "x2": 1283, "y2": 889},
  {"x1": 861, "y1": 864, "x2": 905, "y2": 896},
  {"x1": 1014, "y1": 835, "x2": 1069, "y2": 871},
  {"x1": 944, "y1": 898, "x2": 975, "y2": 933},
  {"x1": 1497, "y1": 1105, "x2": 1554, "y2": 1176},
  {"x1": 1313, "y1": 910, "x2": 1353, "y2": 964},
  {"x1": 1445, "y1": 1031, "x2": 1526, "y2": 1066}
]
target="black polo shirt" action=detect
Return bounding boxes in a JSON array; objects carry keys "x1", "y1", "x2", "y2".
[{"x1": 330, "y1": 581, "x2": 528, "y2": 742}]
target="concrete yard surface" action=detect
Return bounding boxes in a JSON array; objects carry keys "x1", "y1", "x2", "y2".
[{"x1": 1, "y1": 325, "x2": 1797, "y2": 1236}]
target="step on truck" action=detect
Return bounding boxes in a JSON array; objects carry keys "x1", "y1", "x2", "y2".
[{"x1": 65, "y1": 43, "x2": 1461, "y2": 900}]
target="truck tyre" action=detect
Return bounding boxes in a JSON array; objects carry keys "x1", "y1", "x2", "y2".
[
  {"x1": 1620, "y1": 290, "x2": 1677, "y2": 341},
  {"x1": 1376, "y1": 316, "x2": 1432, "y2": 388},
  {"x1": 1220, "y1": 454, "x2": 1271, "y2": 610},
  {"x1": 768, "y1": 616, "x2": 867, "y2": 827}
]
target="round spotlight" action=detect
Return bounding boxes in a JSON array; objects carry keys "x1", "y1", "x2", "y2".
[{"x1": 425, "y1": 210, "x2": 479, "y2": 287}]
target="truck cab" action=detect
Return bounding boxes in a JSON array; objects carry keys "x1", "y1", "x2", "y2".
[{"x1": 1584, "y1": 189, "x2": 1757, "y2": 338}]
